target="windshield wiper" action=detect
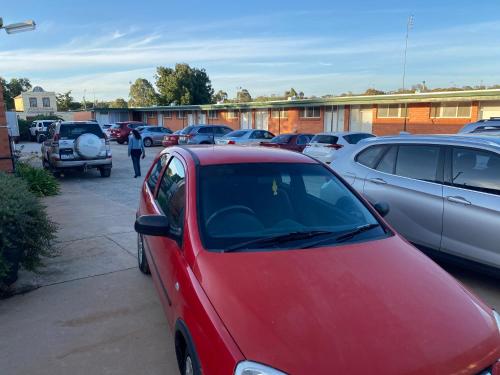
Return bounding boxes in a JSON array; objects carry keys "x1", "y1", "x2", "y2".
[
  {"x1": 334, "y1": 223, "x2": 381, "y2": 243},
  {"x1": 224, "y1": 230, "x2": 335, "y2": 253}
]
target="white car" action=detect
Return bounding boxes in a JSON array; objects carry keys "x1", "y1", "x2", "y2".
[
  {"x1": 30, "y1": 120, "x2": 56, "y2": 142},
  {"x1": 303, "y1": 132, "x2": 375, "y2": 164}
]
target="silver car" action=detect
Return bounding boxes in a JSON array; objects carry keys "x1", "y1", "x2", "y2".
[
  {"x1": 215, "y1": 129, "x2": 275, "y2": 145},
  {"x1": 41, "y1": 121, "x2": 112, "y2": 177},
  {"x1": 330, "y1": 134, "x2": 500, "y2": 271},
  {"x1": 459, "y1": 118, "x2": 500, "y2": 134},
  {"x1": 138, "y1": 126, "x2": 172, "y2": 147}
]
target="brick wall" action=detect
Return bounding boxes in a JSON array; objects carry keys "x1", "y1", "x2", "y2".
[
  {"x1": 372, "y1": 102, "x2": 479, "y2": 136},
  {"x1": 73, "y1": 111, "x2": 94, "y2": 121},
  {"x1": 0, "y1": 85, "x2": 13, "y2": 172},
  {"x1": 164, "y1": 113, "x2": 189, "y2": 131}
]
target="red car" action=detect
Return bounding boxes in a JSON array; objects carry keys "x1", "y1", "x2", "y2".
[
  {"x1": 162, "y1": 129, "x2": 182, "y2": 147},
  {"x1": 135, "y1": 146, "x2": 500, "y2": 375},
  {"x1": 260, "y1": 133, "x2": 314, "y2": 152},
  {"x1": 109, "y1": 121, "x2": 146, "y2": 144}
]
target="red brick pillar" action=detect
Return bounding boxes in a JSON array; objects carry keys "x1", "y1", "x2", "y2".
[{"x1": 0, "y1": 84, "x2": 13, "y2": 172}]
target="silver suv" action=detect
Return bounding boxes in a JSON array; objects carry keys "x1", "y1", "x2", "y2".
[
  {"x1": 177, "y1": 124, "x2": 233, "y2": 145},
  {"x1": 331, "y1": 134, "x2": 500, "y2": 271},
  {"x1": 41, "y1": 121, "x2": 112, "y2": 177},
  {"x1": 459, "y1": 118, "x2": 500, "y2": 134}
]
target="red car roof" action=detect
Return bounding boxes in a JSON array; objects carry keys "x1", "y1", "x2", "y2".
[{"x1": 168, "y1": 145, "x2": 317, "y2": 166}]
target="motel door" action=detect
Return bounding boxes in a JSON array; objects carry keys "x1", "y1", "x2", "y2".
[
  {"x1": 198, "y1": 112, "x2": 207, "y2": 124},
  {"x1": 480, "y1": 101, "x2": 500, "y2": 119},
  {"x1": 240, "y1": 111, "x2": 253, "y2": 129},
  {"x1": 349, "y1": 105, "x2": 373, "y2": 133},
  {"x1": 255, "y1": 110, "x2": 269, "y2": 130},
  {"x1": 324, "y1": 106, "x2": 344, "y2": 132},
  {"x1": 187, "y1": 113, "x2": 195, "y2": 125}
]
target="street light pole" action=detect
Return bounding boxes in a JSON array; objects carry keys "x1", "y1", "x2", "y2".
[
  {"x1": 402, "y1": 15, "x2": 414, "y2": 132},
  {"x1": 0, "y1": 16, "x2": 36, "y2": 172}
]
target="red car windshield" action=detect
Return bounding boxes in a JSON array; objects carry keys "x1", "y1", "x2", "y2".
[{"x1": 198, "y1": 163, "x2": 387, "y2": 251}]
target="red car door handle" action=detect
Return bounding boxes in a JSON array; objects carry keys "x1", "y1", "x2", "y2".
[
  {"x1": 369, "y1": 178, "x2": 387, "y2": 184},
  {"x1": 446, "y1": 196, "x2": 471, "y2": 205}
]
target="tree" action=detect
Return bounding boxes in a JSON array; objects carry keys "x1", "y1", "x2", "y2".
[
  {"x1": 285, "y1": 88, "x2": 298, "y2": 98},
  {"x1": 364, "y1": 88, "x2": 386, "y2": 96},
  {"x1": 155, "y1": 64, "x2": 214, "y2": 105},
  {"x1": 236, "y1": 89, "x2": 252, "y2": 102},
  {"x1": 213, "y1": 90, "x2": 228, "y2": 103},
  {"x1": 56, "y1": 91, "x2": 74, "y2": 111},
  {"x1": 128, "y1": 78, "x2": 158, "y2": 107},
  {"x1": 109, "y1": 98, "x2": 128, "y2": 108},
  {"x1": 0, "y1": 77, "x2": 32, "y2": 109}
]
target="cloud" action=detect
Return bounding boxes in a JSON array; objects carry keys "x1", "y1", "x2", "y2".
[{"x1": 2, "y1": 18, "x2": 500, "y2": 99}]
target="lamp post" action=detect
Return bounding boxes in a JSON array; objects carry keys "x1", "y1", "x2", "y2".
[
  {"x1": 402, "y1": 15, "x2": 414, "y2": 132},
  {"x1": 0, "y1": 16, "x2": 36, "y2": 172}
]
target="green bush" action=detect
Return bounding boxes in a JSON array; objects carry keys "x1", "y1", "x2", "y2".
[
  {"x1": 0, "y1": 173, "x2": 57, "y2": 285},
  {"x1": 15, "y1": 161, "x2": 59, "y2": 197},
  {"x1": 18, "y1": 119, "x2": 31, "y2": 142}
]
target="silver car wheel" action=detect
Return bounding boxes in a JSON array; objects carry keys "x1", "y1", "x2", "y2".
[{"x1": 185, "y1": 355, "x2": 193, "y2": 375}]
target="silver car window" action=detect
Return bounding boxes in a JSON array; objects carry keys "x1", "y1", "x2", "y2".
[
  {"x1": 395, "y1": 145, "x2": 440, "y2": 183},
  {"x1": 451, "y1": 148, "x2": 500, "y2": 195}
]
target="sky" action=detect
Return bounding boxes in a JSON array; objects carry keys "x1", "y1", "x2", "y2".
[{"x1": 1, "y1": 0, "x2": 500, "y2": 101}]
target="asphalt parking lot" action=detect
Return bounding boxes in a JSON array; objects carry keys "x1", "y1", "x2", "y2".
[{"x1": 0, "y1": 142, "x2": 499, "y2": 375}]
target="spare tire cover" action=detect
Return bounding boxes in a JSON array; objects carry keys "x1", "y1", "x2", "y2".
[{"x1": 75, "y1": 133, "x2": 101, "y2": 159}]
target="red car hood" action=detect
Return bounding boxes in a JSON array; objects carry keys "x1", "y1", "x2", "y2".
[{"x1": 195, "y1": 236, "x2": 500, "y2": 374}]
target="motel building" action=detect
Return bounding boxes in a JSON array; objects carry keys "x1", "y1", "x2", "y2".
[{"x1": 85, "y1": 89, "x2": 500, "y2": 136}]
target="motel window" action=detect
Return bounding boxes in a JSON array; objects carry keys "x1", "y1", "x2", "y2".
[
  {"x1": 147, "y1": 112, "x2": 156, "y2": 119},
  {"x1": 29, "y1": 97, "x2": 37, "y2": 108},
  {"x1": 208, "y1": 110, "x2": 218, "y2": 119},
  {"x1": 163, "y1": 112, "x2": 172, "y2": 119},
  {"x1": 430, "y1": 102, "x2": 471, "y2": 118},
  {"x1": 178, "y1": 111, "x2": 186, "y2": 119},
  {"x1": 377, "y1": 104, "x2": 407, "y2": 118},
  {"x1": 300, "y1": 107, "x2": 321, "y2": 118},
  {"x1": 42, "y1": 97, "x2": 50, "y2": 108},
  {"x1": 227, "y1": 110, "x2": 238, "y2": 119},
  {"x1": 271, "y1": 109, "x2": 288, "y2": 119}
]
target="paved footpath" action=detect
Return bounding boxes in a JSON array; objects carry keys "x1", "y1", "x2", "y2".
[
  {"x1": 0, "y1": 143, "x2": 179, "y2": 375},
  {"x1": 1, "y1": 142, "x2": 499, "y2": 375}
]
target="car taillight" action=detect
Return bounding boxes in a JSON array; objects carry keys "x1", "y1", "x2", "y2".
[
  {"x1": 326, "y1": 144, "x2": 343, "y2": 150},
  {"x1": 228, "y1": 140, "x2": 235, "y2": 144}
]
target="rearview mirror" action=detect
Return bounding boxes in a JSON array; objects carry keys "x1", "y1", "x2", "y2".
[
  {"x1": 374, "y1": 202, "x2": 390, "y2": 217},
  {"x1": 135, "y1": 215, "x2": 170, "y2": 237}
]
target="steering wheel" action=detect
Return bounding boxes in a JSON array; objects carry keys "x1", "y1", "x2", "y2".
[{"x1": 206, "y1": 205, "x2": 257, "y2": 229}]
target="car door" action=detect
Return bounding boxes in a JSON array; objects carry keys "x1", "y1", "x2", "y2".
[
  {"x1": 441, "y1": 146, "x2": 500, "y2": 268},
  {"x1": 363, "y1": 144, "x2": 444, "y2": 250},
  {"x1": 144, "y1": 156, "x2": 187, "y2": 324}
]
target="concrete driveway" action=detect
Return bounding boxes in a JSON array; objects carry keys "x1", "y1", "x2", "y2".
[
  {"x1": 0, "y1": 143, "x2": 179, "y2": 375},
  {"x1": 1, "y1": 142, "x2": 499, "y2": 375}
]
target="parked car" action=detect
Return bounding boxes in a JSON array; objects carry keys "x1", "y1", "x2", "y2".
[
  {"x1": 215, "y1": 129, "x2": 275, "y2": 145},
  {"x1": 30, "y1": 120, "x2": 57, "y2": 142},
  {"x1": 177, "y1": 124, "x2": 232, "y2": 145},
  {"x1": 100, "y1": 124, "x2": 113, "y2": 139},
  {"x1": 260, "y1": 133, "x2": 314, "y2": 152},
  {"x1": 459, "y1": 118, "x2": 500, "y2": 134},
  {"x1": 303, "y1": 132, "x2": 375, "y2": 164},
  {"x1": 135, "y1": 145, "x2": 500, "y2": 375},
  {"x1": 138, "y1": 126, "x2": 172, "y2": 147},
  {"x1": 109, "y1": 121, "x2": 146, "y2": 144},
  {"x1": 332, "y1": 134, "x2": 500, "y2": 272},
  {"x1": 162, "y1": 129, "x2": 183, "y2": 147},
  {"x1": 41, "y1": 121, "x2": 112, "y2": 177}
]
